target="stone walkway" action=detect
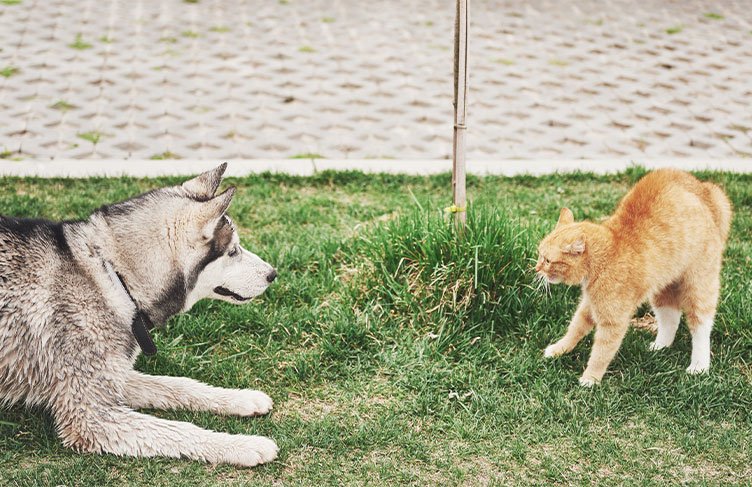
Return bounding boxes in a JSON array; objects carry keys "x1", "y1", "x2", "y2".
[{"x1": 1, "y1": 0, "x2": 751, "y2": 162}]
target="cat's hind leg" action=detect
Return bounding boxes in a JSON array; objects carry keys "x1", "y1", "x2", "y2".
[
  {"x1": 648, "y1": 282, "x2": 682, "y2": 351},
  {"x1": 686, "y1": 313, "x2": 714, "y2": 374},
  {"x1": 681, "y1": 267, "x2": 721, "y2": 374}
]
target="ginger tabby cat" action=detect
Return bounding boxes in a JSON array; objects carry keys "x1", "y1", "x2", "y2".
[{"x1": 536, "y1": 169, "x2": 732, "y2": 386}]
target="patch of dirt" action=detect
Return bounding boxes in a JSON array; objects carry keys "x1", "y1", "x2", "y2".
[
  {"x1": 631, "y1": 313, "x2": 657, "y2": 334},
  {"x1": 457, "y1": 455, "x2": 503, "y2": 486},
  {"x1": 739, "y1": 363, "x2": 752, "y2": 383},
  {"x1": 352, "y1": 210, "x2": 400, "y2": 233},
  {"x1": 280, "y1": 445, "x2": 326, "y2": 481},
  {"x1": 275, "y1": 380, "x2": 400, "y2": 422}
]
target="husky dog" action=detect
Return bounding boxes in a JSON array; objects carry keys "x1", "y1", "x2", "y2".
[{"x1": 0, "y1": 163, "x2": 279, "y2": 467}]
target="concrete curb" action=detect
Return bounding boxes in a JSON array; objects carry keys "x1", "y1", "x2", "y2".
[{"x1": 0, "y1": 159, "x2": 749, "y2": 178}]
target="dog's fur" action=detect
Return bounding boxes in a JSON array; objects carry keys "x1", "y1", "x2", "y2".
[{"x1": 0, "y1": 164, "x2": 279, "y2": 467}]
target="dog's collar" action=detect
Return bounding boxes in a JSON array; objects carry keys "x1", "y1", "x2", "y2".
[{"x1": 102, "y1": 260, "x2": 158, "y2": 356}]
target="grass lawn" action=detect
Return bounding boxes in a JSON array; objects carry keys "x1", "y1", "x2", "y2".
[{"x1": 0, "y1": 169, "x2": 750, "y2": 486}]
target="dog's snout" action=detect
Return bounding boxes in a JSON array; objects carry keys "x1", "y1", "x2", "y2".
[{"x1": 266, "y1": 269, "x2": 277, "y2": 283}]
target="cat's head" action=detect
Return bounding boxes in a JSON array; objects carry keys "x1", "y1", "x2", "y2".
[{"x1": 535, "y1": 208, "x2": 589, "y2": 285}]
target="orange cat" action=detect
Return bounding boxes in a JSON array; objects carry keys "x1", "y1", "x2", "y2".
[{"x1": 536, "y1": 169, "x2": 732, "y2": 386}]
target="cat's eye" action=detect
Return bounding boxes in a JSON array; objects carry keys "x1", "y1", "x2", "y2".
[
  {"x1": 544, "y1": 258, "x2": 550, "y2": 264},
  {"x1": 228, "y1": 247, "x2": 239, "y2": 257}
]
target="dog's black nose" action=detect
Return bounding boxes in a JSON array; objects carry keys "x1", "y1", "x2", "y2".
[{"x1": 266, "y1": 269, "x2": 277, "y2": 283}]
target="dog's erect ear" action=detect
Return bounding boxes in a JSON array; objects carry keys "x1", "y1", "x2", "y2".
[
  {"x1": 556, "y1": 208, "x2": 574, "y2": 228},
  {"x1": 182, "y1": 162, "x2": 228, "y2": 199},
  {"x1": 199, "y1": 186, "x2": 236, "y2": 239},
  {"x1": 206, "y1": 186, "x2": 235, "y2": 216}
]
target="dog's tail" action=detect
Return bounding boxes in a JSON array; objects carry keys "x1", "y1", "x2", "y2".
[{"x1": 702, "y1": 181, "x2": 732, "y2": 244}]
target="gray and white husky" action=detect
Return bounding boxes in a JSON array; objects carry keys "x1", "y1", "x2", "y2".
[{"x1": 0, "y1": 163, "x2": 279, "y2": 467}]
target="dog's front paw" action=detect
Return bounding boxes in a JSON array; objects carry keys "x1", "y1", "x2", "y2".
[
  {"x1": 224, "y1": 435, "x2": 278, "y2": 467},
  {"x1": 544, "y1": 341, "x2": 567, "y2": 358},
  {"x1": 230, "y1": 390, "x2": 274, "y2": 417}
]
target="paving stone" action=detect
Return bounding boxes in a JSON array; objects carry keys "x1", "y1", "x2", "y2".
[{"x1": 0, "y1": 0, "x2": 750, "y2": 161}]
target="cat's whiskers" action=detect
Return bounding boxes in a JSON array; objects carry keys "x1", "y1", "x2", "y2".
[{"x1": 533, "y1": 271, "x2": 551, "y2": 297}]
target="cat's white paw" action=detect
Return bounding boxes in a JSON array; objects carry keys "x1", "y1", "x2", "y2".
[
  {"x1": 224, "y1": 435, "x2": 278, "y2": 467},
  {"x1": 578, "y1": 375, "x2": 599, "y2": 387},
  {"x1": 648, "y1": 340, "x2": 669, "y2": 351},
  {"x1": 227, "y1": 390, "x2": 274, "y2": 417},
  {"x1": 686, "y1": 361, "x2": 710, "y2": 374},
  {"x1": 544, "y1": 343, "x2": 566, "y2": 358}
]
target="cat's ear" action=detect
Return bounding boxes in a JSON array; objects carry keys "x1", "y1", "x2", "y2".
[
  {"x1": 556, "y1": 208, "x2": 574, "y2": 228},
  {"x1": 564, "y1": 238, "x2": 585, "y2": 255}
]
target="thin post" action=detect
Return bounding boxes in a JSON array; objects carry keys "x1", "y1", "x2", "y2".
[{"x1": 452, "y1": 0, "x2": 469, "y2": 227}]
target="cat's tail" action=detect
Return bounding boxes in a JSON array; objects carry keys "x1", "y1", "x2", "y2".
[{"x1": 702, "y1": 182, "x2": 732, "y2": 244}]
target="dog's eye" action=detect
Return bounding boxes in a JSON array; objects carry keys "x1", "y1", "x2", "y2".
[{"x1": 228, "y1": 247, "x2": 239, "y2": 257}]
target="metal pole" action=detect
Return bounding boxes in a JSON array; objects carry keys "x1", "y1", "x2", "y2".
[{"x1": 452, "y1": 0, "x2": 469, "y2": 227}]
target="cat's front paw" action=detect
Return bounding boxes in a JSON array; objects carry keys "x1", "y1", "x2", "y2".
[
  {"x1": 686, "y1": 361, "x2": 710, "y2": 374},
  {"x1": 648, "y1": 340, "x2": 667, "y2": 351},
  {"x1": 649, "y1": 336, "x2": 675, "y2": 351},
  {"x1": 578, "y1": 374, "x2": 600, "y2": 387},
  {"x1": 544, "y1": 342, "x2": 568, "y2": 358}
]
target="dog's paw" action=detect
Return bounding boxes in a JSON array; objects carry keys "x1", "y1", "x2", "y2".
[
  {"x1": 578, "y1": 374, "x2": 600, "y2": 387},
  {"x1": 229, "y1": 390, "x2": 274, "y2": 417},
  {"x1": 224, "y1": 435, "x2": 278, "y2": 467},
  {"x1": 544, "y1": 342, "x2": 567, "y2": 358}
]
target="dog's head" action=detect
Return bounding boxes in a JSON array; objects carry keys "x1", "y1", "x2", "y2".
[
  {"x1": 178, "y1": 163, "x2": 277, "y2": 310},
  {"x1": 100, "y1": 163, "x2": 276, "y2": 320}
]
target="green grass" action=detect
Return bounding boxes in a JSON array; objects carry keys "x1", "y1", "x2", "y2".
[
  {"x1": 665, "y1": 25, "x2": 684, "y2": 35},
  {"x1": 150, "y1": 151, "x2": 181, "y2": 160},
  {"x1": 0, "y1": 66, "x2": 19, "y2": 78},
  {"x1": 703, "y1": 12, "x2": 724, "y2": 20},
  {"x1": 50, "y1": 100, "x2": 77, "y2": 111},
  {"x1": 77, "y1": 131, "x2": 104, "y2": 144},
  {"x1": 0, "y1": 170, "x2": 751, "y2": 485},
  {"x1": 69, "y1": 34, "x2": 93, "y2": 50},
  {"x1": 291, "y1": 153, "x2": 325, "y2": 159},
  {"x1": 0, "y1": 0, "x2": 22, "y2": 5}
]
